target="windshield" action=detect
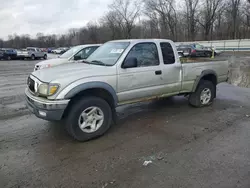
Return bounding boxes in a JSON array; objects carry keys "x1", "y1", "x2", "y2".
[
  {"x1": 87, "y1": 42, "x2": 130, "y2": 66},
  {"x1": 60, "y1": 45, "x2": 83, "y2": 59}
]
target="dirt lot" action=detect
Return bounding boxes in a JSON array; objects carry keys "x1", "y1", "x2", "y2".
[{"x1": 1, "y1": 54, "x2": 250, "y2": 188}]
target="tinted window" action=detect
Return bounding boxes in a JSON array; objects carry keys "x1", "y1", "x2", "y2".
[
  {"x1": 60, "y1": 45, "x2": 85, "y2": 59},
  {"x1": 160, "y1": 43, "x2": 175, "y2": 64},
  {"x1": 195, "y1": 44, "x2": 203, "y2": 49},
  {"x1": 27, "y1": 48, "x2": 35, "y2": 52},
  {"x1": 125, "y1": 43, "x2": 159, "y2": 67}
]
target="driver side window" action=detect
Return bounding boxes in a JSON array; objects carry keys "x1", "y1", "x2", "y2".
[{"x1": 125, "y1": 43, "x2": 159, "y2": 68}]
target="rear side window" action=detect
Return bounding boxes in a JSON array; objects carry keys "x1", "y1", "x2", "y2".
[{"x1": 160, "y1": 43, "x2": 175, "y2": 64}]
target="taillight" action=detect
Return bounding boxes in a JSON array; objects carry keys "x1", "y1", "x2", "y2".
[{"x1": 191, "y1": 49, "x2": 196, "y2": 53}]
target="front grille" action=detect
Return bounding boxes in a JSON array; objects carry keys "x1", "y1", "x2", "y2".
[{"x1": 28, "y1": 77, "x2": 35, "y2": 93}]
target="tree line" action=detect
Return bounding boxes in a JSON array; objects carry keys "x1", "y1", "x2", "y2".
[{"x1": 0, "y1": 0, "x2": 250, "y2": 49}]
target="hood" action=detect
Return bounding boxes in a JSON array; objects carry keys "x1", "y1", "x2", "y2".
[
  {"x1": 31, "y1": 62, "x2": 116, "y2": 83},
  {"x1": 35, "y1": 58, "x2": 68, "y2": 66}
]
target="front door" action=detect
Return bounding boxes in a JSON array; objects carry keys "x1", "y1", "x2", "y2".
[
  {"x1": 117, "y1": 42, "x2": 163, "y2": 104},
  {"x1": 36, "y1": 48, "x2": 43, "y2": 57}
]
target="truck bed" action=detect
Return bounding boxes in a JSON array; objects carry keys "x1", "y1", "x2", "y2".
[{"x1": 181, "y1": 60, "x2": 229, "y2": 93}]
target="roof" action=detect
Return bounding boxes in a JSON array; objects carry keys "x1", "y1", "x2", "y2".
[
  {"x1": 108, "y1": 39, "x2": 174, "y2": 44},
  {"x1": 75, "y1": 44, "x2": 102, "y2": 48}
]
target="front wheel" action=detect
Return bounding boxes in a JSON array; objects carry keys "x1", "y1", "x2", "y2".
[
  {"x1": 7, "y1": 56, "x2": 11, "y2": 60},
  {"x1": 65, "y1": 96, "x2": 112, "y2": 141},
  {"x1": 188, "y1": 80, "x2": 215, "y2": 107},
  {"x1": 43, "y1": 54, "x2": 47, "y2": 59}
]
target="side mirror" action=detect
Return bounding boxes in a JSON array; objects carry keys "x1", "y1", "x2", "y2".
[
  {"x1": 122, "y1": 57, "x2": 138, "y2": 68},
  {"x1": 74, "y1": 55, "x2": 81, "y2": 61}
]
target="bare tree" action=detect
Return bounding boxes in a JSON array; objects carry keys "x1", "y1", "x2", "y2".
[
  {"x1": 243, "y1": 1, "x2": 250, "y2": 26},
  {"x1": 226, "y1": 0, "x2": 241, "y2": 39},
  {"x1": 109, "y1": 0, "x2": 141, "y2": 38},
  {"x1": 184, "y1": 0, "x2": 200, "y2": 41},
  {"x1": 144, "y1": 0, "x2": 178, "y2": 41},
  {"x1": 0, "y1": 0, "x2": 249, "y2": 48},
  {"x1": 198, "y1": 0, "x2": 224, "y2": 40},
  {"x1": 101, "y1": 11, "x2": 123, "y2": 39}
]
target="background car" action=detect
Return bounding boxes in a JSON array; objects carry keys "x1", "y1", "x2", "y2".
[
  {"x1": 177, "y1": 43, "x2": 213, "y2": 57},
  {"x1": 34, "y1": 44, "x2": 101, "y2": 71},
  {"x1": 17, "y1": 47, "x2": 47, "y2": 60},
  {"x1": 208, "y1": 47, "x2": 222, "y2": 56},
  {"x1": 47, "y1": 47, "x2": 56, "y2": 53},
  {"x1": 0, "y1": 48, "x2": 17, "y2": 60},
  {"x1": 52, "y1": 47, "x2": 69, "y2": 54}
]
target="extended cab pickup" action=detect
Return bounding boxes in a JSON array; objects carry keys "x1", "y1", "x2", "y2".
[
  {"x1": 25, "y1": 39, "x2": 229, "y2": 141},
  {"x1": 17, "y1": 47, "x2": 47, "y2": 60}
]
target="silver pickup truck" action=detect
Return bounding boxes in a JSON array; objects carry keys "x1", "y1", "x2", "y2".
[
  {"x1": 25, "y1": 39, "x2": 228, "y2": 141},
  {"x1": 17, "y1": 47, "x2": 47, "y2": 60}
]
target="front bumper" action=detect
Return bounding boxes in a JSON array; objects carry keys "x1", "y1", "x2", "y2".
[{"x1": 25, "y1": 88, "x2": 70, "y2": 121}]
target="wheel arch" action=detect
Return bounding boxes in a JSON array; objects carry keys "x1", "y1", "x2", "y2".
[
  {"x1": 192, "y1": 70, "x2": 218, "y2": 92},
  {"x1": 62, "y1": 82, "x2": 118, "y2": 122},
  {"x1": 65, "y1": 81, "x2": 118, "y2": 106}
]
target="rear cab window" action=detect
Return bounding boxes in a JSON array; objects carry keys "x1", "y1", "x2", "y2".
[
  {"x1": 27, "y1": 48, "x2": 35, "y2": 52},
  {"x1": 160, "y1": 42, "x2": 175, "y2": 64}
]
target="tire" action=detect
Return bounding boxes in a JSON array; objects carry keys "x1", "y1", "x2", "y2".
[
  {"x1": 7, "y1": 56, "x2": 11, "y2": 60},
  {"x1": 43, "y1": 54, "x2": 47, "y2": 59},
  {"x1": 188, "y1": 80, "x2": 215, "y2": 107},
  {"x1": 65, "y1": 96, "x2": 112, "y2": 141},
  {"x1": 204, "y1": 52, "x2": 211, "y2": 57},
  {"x1": 31, "y1": 54, "x2": 35, "y2": 60}
]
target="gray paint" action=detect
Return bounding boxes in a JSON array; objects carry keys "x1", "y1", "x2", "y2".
[
  {"x1": 65, "y1": 81, "x2": 118, "y2": 106},
  {"x1": 192, "y1": 69, "x2": 218, "y2": 92}
]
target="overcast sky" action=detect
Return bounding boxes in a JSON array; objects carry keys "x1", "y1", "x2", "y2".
[{"x1": 0, "y1": 0, "x2": 112, "y2": 39}]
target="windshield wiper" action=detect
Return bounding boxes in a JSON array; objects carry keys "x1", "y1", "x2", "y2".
[
  {"x1": 80, "y1": 60, "x2": 92, "y2": 64},
  {"x1": 80, "y1": 59, "x2": 108, "y2": 66},
  {"x1": 90, "y1": 60, "x2": 106, "y2": 66}
]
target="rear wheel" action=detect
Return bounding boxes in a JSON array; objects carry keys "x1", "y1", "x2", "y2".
[
  {"x1": 31, "y1": 54, "x2": 35, "y2": 60},
  {"x1": 65, "y1": 96, "x2": 112, "y2": 141},
  {"x1": 188, "y1": 80, "x2": 215, "y2": 107},
  {"x1": 43, "y1": 54, "x2": 47, "y2": 59},
  {"x1": 7, "y1": 56, "x2": 11, "y2": 60}
]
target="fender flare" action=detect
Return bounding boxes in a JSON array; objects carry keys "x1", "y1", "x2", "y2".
[
  {"x1": 64, "y1": 81, "x2": 118, "y2": 106},
  {"x1": 192, "y1": 70, "x2": 218, "y2": 92}
]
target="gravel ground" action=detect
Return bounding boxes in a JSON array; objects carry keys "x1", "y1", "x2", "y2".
[{"x1": 1, "y1": 53, "x2": 250, "y2": 188}]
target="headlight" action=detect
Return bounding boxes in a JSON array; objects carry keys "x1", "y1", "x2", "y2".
[
  {"x1": 38, "y1": 83, "x2": 49, "y2": 96},
  {"x1": 38, "y1": 83, "x2": 59, "y2": 96}
]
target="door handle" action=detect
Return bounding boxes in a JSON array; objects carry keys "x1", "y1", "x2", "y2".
[{"x1": 155, "y1": 70, "x2": 162, "y2": 75}]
